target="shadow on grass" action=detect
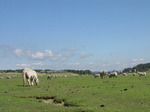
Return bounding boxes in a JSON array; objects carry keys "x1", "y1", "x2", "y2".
[{"x1": 16, "y1": 85, "x2": 33, "y2": 87}]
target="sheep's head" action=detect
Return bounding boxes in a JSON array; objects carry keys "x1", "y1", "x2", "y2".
[{"x1": 35, "y1": 79, "x2": 39, "y2": 85}]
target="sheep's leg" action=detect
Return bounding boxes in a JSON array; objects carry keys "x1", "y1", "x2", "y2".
[
  {"x1": 35, "y1": 78, "x2": 39, "y2": 85},
  {"x1": 31, "y1": 78, "x2": 35, "y2": 86},
  {"x1": 23, "y1": 78, "x2": 26, "y2": 86},
  {"x1": 23, "y1": 73, "x2": 26, "y2": 86},
  {"x1": 27, "y1": 79, "x2": 31, "y2": 86}
]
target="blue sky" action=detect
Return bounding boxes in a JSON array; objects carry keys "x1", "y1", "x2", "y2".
[{"x1": 0, "y1": 0, "x2": 150, "y2": 71}]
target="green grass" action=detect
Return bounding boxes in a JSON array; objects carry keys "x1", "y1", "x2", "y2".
[{"x1": 0, "y1": 73, "x2": 150, "y2": 112}]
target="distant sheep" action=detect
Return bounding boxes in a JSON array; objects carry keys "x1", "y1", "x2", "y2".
[
  {"x1": 137, "y1": 72, "x2": 146, "y2": 77},
  {"x1": 94, "y1": 74, "x2": 100, "y2": 78},
  {"x1": 100, "y1": 70, "x2": 108, "y2": 79},
  {"x1": 0, "y1": 77, "x2": 4, "y2": 79},
  {"x1": 6, "y1": 76, "x2": 11, "y2": 79},
  {"x1": 47, "y1": 75, "x2": 51, "y2": 79},
  {"x1": 22, "y1": 68, "x2": 39, "y2": 86},
  {"x1": 122, "y1": 73, "x2": 127, "y2": 76},
  {"x1": 108, "y1": 72, "x2": 118, "y2": 78},
  {"x1": 133, "y1": 73, "x2": 137, "y2": 76}
]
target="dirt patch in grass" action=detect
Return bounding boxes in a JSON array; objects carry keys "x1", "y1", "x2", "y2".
[
  {"x1": 16, "y1": 96, "x2": 79, "y2": 107},
  {"x1": 43, "y1": 99, "x2": 54, "y2": 104}
]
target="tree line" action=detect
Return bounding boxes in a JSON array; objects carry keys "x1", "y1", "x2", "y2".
[
  {"x1": 123, "y1": 62, "x2": 150, "y2": 73},
  {"x1": 0, "y1": 69, "x2": 92, "y2": 75},
  {"x1": 64, "y1": 70, "x2": 92, "y2": 75}
]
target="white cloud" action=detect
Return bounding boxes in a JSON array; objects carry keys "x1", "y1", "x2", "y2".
[
  {"x1": 1, "y1": 46, "x2": 99, "y2": 70},
  {"x1": 51, "y1": 54, "x2": 62, "y2": 61},
  {"x1": 13, "y1": 49, "x2": 31, "y2": 57},
  {"x1": 12, "y1": 48, "x2": 77, "y2": 62},
  {"x1": 80, "y1": 52, "x2": 92, "y2": 58},
  {"x1": 12, "y1": 48, "x2": 93, "y2": 62},
  {"x1": 16, "y1": 64, "x2": 30, "y2": 68},
  {"x1": 31, "y1": 52, "x2": 45, "y2": 59},
  {"x1": 75, "y1": 63, "x2": 80, "y2": 65},
  {"x1": 16, "y1": 62, "x2": 43, "y2": 68},
  {"x1": 13, "y1": 49, "x2": 24, "y2": 56},
  {"x1": 132, "y1": 58, "x2": 144, "y2": 62},
  {"x1": 13, "y1": 49, "x2": 54, "y2": 60},
  {"x1": 31, "y1": 50, "x2": 53, "y2": 60},
  {"x1": 32, "y1": 62, "x2": 43, "y2": 66},
  {"x1": 131, "y1": 58, "x2": 145, "y2": 65},
  {"x1": 44, "y1": 50, "x2": 53, "y2": 56}
]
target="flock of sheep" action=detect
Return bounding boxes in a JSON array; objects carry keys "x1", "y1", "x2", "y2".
[
  {"x1": 94, "y1": 71, "x2": 117, "y2": 78},
  {"x1": 94, "y1": 71, "x2": 147, "y2": 78},
  {"x1": 22, "y1": 69, "x2": 147, "y2": 86},
  {"x1": 0, "y1": 68, "x2": 147, "y2": 87},
  {"x1": 122, "y1": 72, "x2": 146, "y2": 77}
]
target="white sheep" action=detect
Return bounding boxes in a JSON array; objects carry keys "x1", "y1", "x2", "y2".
[
  {"x1": 108, "y1": 72, "x2": 118, "y2": 78},
  {"x1": 138, "y1": 72, "x2": 146, "y2": 77},
  {"x1": 22, "y1": 68, "x2": 39, "y2": 86},
  {"x1": 94, "y1": 74, "x2": 100, "y2": 78},
  {"x1": 122, "y1": 73, "x2": 127, "y2": 76}
]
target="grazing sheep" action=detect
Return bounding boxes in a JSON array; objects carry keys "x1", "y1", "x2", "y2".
[
  {"x1": 138, "y1": 72, "x2": 146, "y2": 77},
  {"x1": 94, "y1": 74, "x2": 100, "y2": 78},
  {"x1": 22, "y1": 68, "x2": 39, "y2": 86},
  {"x1": 108, "y1": 72, "x2": 118, "y2": 78},
  {"x1": 6, "y1": 76, "x2": 11, "y2": 79},
  {"x1": 0, "y1": 77, "x2": 4, "y2": 79},
  {"x1": 100, "y1": 70, "x2": 108, "y2": 79},
  {"x1": 122, "y1": 73, "x2": 127, "y2": 76},
  {"x1": 133, "y1": 73, "x2": 137, "y2": 76},
  {"x1": 47, "y1": 75, "x2": 51, "y2": 79}
]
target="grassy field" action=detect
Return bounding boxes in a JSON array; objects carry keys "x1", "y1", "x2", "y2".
[{"x1": 0, "y1": 72, "x2": 150, "y2": 112}]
